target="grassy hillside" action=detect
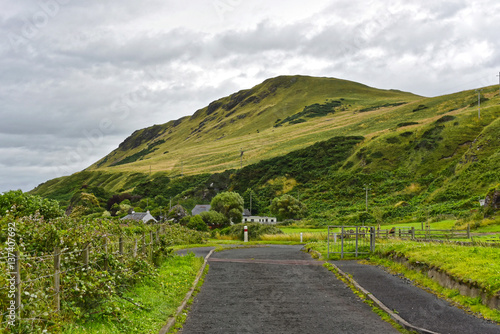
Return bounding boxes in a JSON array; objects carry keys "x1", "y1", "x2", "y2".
[
  {"x1": 87, "y1": 75, "x2": 421, "y2": 175},
  {"x1": 31, "y1": 75, "x2": 500, "y2": 224}
]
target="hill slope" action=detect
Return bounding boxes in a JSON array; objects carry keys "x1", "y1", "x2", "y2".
[
  {"x1": 88, "y1": 75, "x2": 421, "y2": 175},
  {"x1": 31, "y1": 75, "x2": 500, "y2": 224}
]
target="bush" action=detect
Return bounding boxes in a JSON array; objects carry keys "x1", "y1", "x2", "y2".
[
  {"x1": 187, "y1": 215, "x2": 208, "y2": 231},
  {"x1": 199, "y1": 211, "x2": 228, "y2": 229}
]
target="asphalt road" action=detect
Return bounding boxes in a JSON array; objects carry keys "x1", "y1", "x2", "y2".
[
  {"x1": 333, "y1": 260, "x2": 500, "y2": 334},
  {"x1": 180, "y1": 245, "x2": 399, "y2": 334}
]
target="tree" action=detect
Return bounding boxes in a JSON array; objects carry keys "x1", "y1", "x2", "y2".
[
  {"x1": 199, "y1": 211, "x2": 228, "y2": 229},
  {"x1": 187, "y1": 215, "x2": 208, "y2": 231},
  {"x1": 270, "y1": 194, "x2": 306, "y2": 221},
  {"x1": 210, "y1": 191, "x2": 244, "y2": 225}
]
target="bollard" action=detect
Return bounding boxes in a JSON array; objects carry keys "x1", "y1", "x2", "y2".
[
  {"x1": 244, "y1": 226, "x2": 248, "y2": 242},
  {"x1": 300, "y1": 232, "x2": 303, "y2": 243}
]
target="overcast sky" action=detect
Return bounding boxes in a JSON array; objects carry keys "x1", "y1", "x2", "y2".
[{"x1": 1, "y1": 0, "x2": 499, "y2": 193}]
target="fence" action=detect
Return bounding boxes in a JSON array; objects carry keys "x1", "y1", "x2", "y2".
[
  {"x1": 1, "y1": 224, "x2": 170, "y2": 331},
  {"x1": 327, "y1": 226, "x2": 375, "y2": 259},
  {"x1": 375, "y1": 225, "x2": 471, "y2": 240}
]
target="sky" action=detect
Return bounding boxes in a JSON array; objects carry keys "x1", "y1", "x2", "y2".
[{"x1": 1, "y1": 0, "x2": 499, "y2": 193}]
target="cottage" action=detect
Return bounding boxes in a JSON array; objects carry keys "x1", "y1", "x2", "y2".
[
  {"x1": 242, "y1": 215, "x2": 277, "y2": 225},
  {"x1": 192, "y1": 205, "x2": 211, "y2": 216},
  {"x1": 121, "y1": 210, "x2": 157, "y2": 223}
]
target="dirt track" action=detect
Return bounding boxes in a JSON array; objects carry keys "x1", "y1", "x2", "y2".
[{"x1": 180, "y1": 245, "x2": 399, "y2": 334}]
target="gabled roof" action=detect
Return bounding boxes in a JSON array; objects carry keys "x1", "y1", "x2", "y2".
[
  {"x1": 243, "y1": 209, "x2": 251, "y2": 216},
  {"x1": 192, "y1": 205, "x2": 211, "y2": 216},
  {"x1": 121, "y1": 210, "x2": 157, "y2": 223}
]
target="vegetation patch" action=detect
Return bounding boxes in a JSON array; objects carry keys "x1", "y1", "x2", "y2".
[
  {"x1": 63, "y1": 254, "x2": 204, "y2": 334},
  {"x1": 113, "y1": 140, "x2": 166, "y2": 166},
  {"x1": 412, "y1": 104, "x2": 428, "y2": 112},
  {"x1": 375, "y1": 240, "x2": 500, "y2": 296},
  {"x1": 275, "y1": 100, "x2": 342, "y2": 126},
  {"x1": 358, "y1": 102, "x2": 407, "y2": 112},
  {"x1": 397, "y1": 121, "x2": 419, "y2": 128}
]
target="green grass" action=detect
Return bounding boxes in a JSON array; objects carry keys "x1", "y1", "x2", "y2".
[
  {"x1": 376, "y1": 240, "x2": 500, "y2": 295},
  {"x1": 306, "y1": 238, "x2": 500, "y2": 295},
  {"x1": 279, "y1": 227, "x2": 328, "y2": 234},
  {"x1": 367, "y1": 256, "x2": 500, "y2": 323},
  {"x1": 63, "y1": 254, "x2": 203, "y2": 334}
]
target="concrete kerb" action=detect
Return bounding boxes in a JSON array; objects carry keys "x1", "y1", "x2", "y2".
[
  {"x1": 327, "y1": 261, "x2": 440, "y2": 334},
  {"x1": 159, "y1": 249, "x2": 215, "y2": 334}
]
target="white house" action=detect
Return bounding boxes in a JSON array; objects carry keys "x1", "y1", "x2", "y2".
[{"x1": 242, "y1": 216, "x2": 277, "y2": 225}]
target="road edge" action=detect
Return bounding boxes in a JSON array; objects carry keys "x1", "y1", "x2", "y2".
[
  {"x1": 327, "y1": 261, "x2": 440, "y2": 334},
  {"x1": 159, "y1": 249, "x2": 215, "y2": 334}
]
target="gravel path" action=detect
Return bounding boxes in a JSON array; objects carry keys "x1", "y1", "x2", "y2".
[
  {"x1": 333, "y1": 260, "x2": 500, "y2": 334},
  {"x1": 180, "y1": 245, "x2": 399, "y2": 334}
]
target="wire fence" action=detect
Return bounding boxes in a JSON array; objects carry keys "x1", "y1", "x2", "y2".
[{"x1": 0, "y1": 224, "x2": 172, "y2": 332}]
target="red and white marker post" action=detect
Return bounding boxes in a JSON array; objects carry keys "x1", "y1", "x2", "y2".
[{"x1": 244, "y1": 225, "x2": 248, "y2": 242}]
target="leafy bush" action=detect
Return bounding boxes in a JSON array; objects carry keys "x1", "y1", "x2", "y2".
[
  {"x1": 0, "y1": 190, "x2": 63, "y2": 219},
  {"x1": 270, "y1": 194, "x2": 307, "y2": 220},
  {"x1": 187, "y1": 215, "x2": 208, "y2": 231},
  {"x1": 199, "y1": 210, "x2": 228, "y2": 229}
]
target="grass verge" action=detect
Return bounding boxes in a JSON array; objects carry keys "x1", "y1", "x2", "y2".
[
  {"x1": 62, "y1": 254, "x2": 204, "y2": 334},
  {"x1": 366, "y1": 256, "x2": 500, "y2": 324},
  {"x1": 375, "y1": 239, "x2": 500, "y2": 296},
  {"x1": 167, "y1": 262, "x2": 210, "y2": 333}
]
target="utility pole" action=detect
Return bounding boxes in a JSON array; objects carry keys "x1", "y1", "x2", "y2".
[
  {"x1": 497, "y1": 72, "x2": 500, "y2": 96},
  {"x1": 475, "y1": 89, "x2": 483, "y2": 119},
  {"x1": 364, "y1": 184, "x2": 371, "y2": 211},
  {"x1": 240, "y1": 148, "x2": 244, "y2": 169}
]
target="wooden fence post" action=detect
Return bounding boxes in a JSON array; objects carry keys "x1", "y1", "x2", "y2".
[
  {"x1": 142, "y1": 232, "x2": 146, "y2": 255},
  {"x1": 119, "y1": 236, "x2": 124, "y2": 256},
  {"x1": 411, "y1": 227, "x2": 415, "y2": 239},
  {"x1": 467, "y1": 224, "x2": 471, "y2": 239},
  {"x1": 104, "y1": 237, "x2": 108, "y2": 271},
  {"x1": 14, "y1": 251, "x2": 21, "y2": 319},
  {"x1": 150, "y1": 231, "x2": 154, "y2": 263},
  {"x1": 54, "y1": 248, "x2": 61, "y2": 312},
  {"x1": 82, "y1": 246, "x2": 89, "y2": 269},
  {"x1": 133, "y1": 238, "x2": 138, "y2": 258}
]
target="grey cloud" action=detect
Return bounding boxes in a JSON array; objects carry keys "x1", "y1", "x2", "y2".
[{"x1": 1, "y1": 0, "x2": 499, "y2": 192}]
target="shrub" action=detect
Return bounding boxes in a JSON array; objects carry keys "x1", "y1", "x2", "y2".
[{"x1": 187, "y1": 215, "x2": 208, "y2": 231}]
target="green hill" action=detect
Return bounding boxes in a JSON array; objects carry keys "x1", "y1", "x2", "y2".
[{"x1": 31, "y1": 75, "x2": 500, "y2": 224}]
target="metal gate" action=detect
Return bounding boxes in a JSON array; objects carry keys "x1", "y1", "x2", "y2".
[{"x1": 327, "y1": 226, "x2": 375, "y2": 259}]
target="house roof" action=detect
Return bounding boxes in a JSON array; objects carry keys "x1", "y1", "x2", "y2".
[
  {"x1": 243, "y1": 209, "x2": 251, "y2": 216},
  {"x1": 121, "y1": 210, "x2": 157, "y2": 223},
  {"x1": 192, "y1": 205, "x2": 211, "y2": 216}
]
